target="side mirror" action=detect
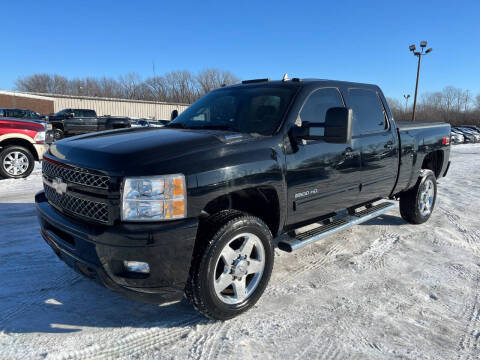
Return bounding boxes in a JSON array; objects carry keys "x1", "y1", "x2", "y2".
[
  {"x1": 291, "y1": 107, "x2": 353, "y2": 144},
  {"x1": 171, "y1": 109, "x2": 178, "y2": 120},
  {"x1": 323, "y1": 107, "x2": 352, "y2": 143}
]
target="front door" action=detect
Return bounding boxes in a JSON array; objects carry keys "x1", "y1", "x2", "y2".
[{"x1": 285, "y1": 87, "x2": 361, "y2": 226}]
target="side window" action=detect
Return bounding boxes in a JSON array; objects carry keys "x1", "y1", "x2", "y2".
[
  {"x1": 0, "y1": 109, "x2": 4, "y2": 117},
  {"x1": 297, "y1": 87, "x2": 344, "y2": 136},
  {"x1": 348, "y1": 88, "x2": 387, "y2": 134},
  {"x1": 299, "y1": 87, "x2": 344, "y2": 123}
]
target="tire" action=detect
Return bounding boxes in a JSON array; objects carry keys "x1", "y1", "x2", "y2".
[
  {"x1": 186, "y1": 210, "x2": 274, "y2": 320},
  {"x1": 400, "y1": 169, "x2": 437, "y2": 224},
  {"x1": 53, "y1": 128, "x2": 64, "y2": 141},
  {"x1": 0, "y1": 146, "x2": 35, "y2": 179}
]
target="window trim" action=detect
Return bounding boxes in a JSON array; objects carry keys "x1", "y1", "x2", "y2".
[{"x1": 297, "y1": 86, "x2": 346, "y2": 125}]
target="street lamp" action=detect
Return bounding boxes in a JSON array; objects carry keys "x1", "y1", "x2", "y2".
[
  {"x1": 403, "y1": 94, "x2": 411, "y2": 118},
  {"x1": 409, "y1": 41, "x2": 433, "y2": 121}
]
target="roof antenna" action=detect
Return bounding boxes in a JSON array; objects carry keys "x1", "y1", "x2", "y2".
[{"x1": 282, "y1": 73, "x2": 289, "y2": 82}]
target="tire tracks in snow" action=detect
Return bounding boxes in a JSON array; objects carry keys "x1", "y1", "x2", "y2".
[
  {"x1": 456, "y1": 276, "x2": 480, "y2": 359},
  {"x1": 440, "y1": 207, "x2": 480, "y2": 256},
  {"x1": 0, "y1": 271, "x2": 80, "y2": 328}
]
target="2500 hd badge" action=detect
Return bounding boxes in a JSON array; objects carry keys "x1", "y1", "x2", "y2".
[{"x1": 295, "y1": 189, "x2": 319, "y2": 199}]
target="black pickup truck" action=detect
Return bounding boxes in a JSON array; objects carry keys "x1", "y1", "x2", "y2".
[
  {"x1": 47, "y1": 108, "x2": 130, "y2": 140},
  {"x1": 35, "y1": 78, "x2": 451, "y2": 320}
]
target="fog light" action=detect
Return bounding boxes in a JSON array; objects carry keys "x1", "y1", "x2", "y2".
[{"x1": 123, "y1": 261, "x2": 150, "y2": 274}]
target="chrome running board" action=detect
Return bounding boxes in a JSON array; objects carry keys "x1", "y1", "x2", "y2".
[{"x1": 278, "y1": 202, "x2": 396, "y2": 252}]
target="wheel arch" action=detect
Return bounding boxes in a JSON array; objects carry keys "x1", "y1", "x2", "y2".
[
  {"x1": 421, "y1": 150, "x2": 444, "y2": 179},
  {"x1": 201, "y1": 186, "x2": 281, "y2": 238},
  {"x1": 0, "y1": 137, "x2": 38, "y2": 160}
]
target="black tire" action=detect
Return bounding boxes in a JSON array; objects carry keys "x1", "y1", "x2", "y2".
[
  {"x1": 186, "y1": 210, "x2": 274, "y2": 320},
  {"x1": 53, "y1": 128, "x2": 64, "y2": 141},
  {"x1": 0, "y1": 146, "x2": 35, "y2": 179},
  {"x1": 400, "y1": 170, "x2": 437, "y2": 224}
]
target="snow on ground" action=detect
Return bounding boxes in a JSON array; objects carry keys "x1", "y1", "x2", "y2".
[{"x1": 0, "y1": 145, "x2": 480, "y2": 360}]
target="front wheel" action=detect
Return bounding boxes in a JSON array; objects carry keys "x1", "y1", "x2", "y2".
[
  {"x1": 400, "y1": 170, "x2": 437, "y2": 224},
  {"x1": 0, "y1": 146, "x2": 35, "y2": 179},
  {"x1": 186, "y1": 211, "x2": 274, "y2": 320}
]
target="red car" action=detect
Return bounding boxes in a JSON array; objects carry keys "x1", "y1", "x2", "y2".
[{"x1": 0, "y1": 118, "x2": 52, "y2": 178}]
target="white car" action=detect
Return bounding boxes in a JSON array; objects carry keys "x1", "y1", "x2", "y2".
[{"x1": 451, "y1": 131, "x2": 464, "y2": 144}]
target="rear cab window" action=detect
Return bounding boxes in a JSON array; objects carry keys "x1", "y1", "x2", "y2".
[{"x1": 347, "y1": 88, "x2": 388, "y2": 135}]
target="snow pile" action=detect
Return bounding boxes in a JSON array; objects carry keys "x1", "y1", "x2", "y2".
[{"x1": 0, "y1": 145, "x2": 479, "y2": 359}]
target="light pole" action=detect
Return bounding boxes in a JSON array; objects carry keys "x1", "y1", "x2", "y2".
[
  {"x1": 403, "y1": 94, "x2": 410, "y2": 119},
  {"x1": 409, "y1": 41, "x2": 433, "y2": 121}
]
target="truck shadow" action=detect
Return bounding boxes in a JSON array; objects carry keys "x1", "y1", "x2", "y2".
[
  {"x1": 0, "y1": 203, "x2": 204, "y2": 335},
  {"x1": 360, "y1": 214, "x2": 407, "y2": 226}
]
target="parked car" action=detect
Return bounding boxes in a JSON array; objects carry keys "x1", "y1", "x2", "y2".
[
  {"x1": 461, "y1": 125, "x2": 480, "y2": 132},
  {"x1": 130, "y1": 119, "x2": 151, "y2": 128},
  {"x1": 452, "y1": 128, "x2": 474, "y2": 143},
  {"x1": 36, "y1": 78, "x2": 451, "y2": 320},
  {"x1": 0, "y1": 108, "x2": 43, "y2": 121},
  {"x1": 451, "y1": 130, "x2": 464, "y2": 144},
  {"x1": 454, "y1": 127, "x2": 480, "y2": 142},
  {"x1": 149, "y1": 120, "x2": 170, "y2": 127},
  {"x1": 47, "y1": 109, "x2": 131, "y2": 140},
  {"x1": 0, "y1": 118, "x2": 52, "y2": 178}
]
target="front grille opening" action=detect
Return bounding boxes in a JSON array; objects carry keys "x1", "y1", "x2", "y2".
[
  {"x1": 44, "y1": 183, "x2": 110, "y2": 224},
  {"x1": 47, "y1": 224, "x2": 75, "y2": 246},
  {"x1": 43, "y1": 160, "x2": 111, "y2": 189}
]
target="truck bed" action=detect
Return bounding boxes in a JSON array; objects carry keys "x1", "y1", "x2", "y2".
[
  {"x1": 394, "y1": 121, "x2": 451, "y2": 195},
  {"x1": 396, "y1": 121, "x2": 449, "y2": 130}
]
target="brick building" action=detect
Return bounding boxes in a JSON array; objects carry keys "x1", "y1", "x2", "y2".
[{"x1": 0, "y1": 90, "x2": 189, "y2": 120}]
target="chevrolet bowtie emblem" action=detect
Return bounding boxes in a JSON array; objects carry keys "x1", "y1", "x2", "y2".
[{"x1": 52, "y1": 177, "x2": 68, "y2": 195}]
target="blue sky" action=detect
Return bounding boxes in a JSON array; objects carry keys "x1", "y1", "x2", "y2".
[{"x1": 2, "y1": 0, "x2": 479, "y2": 100}]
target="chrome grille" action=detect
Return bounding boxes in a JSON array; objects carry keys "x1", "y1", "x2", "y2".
[
  {"x1": 44, "y1": 183, "x2": 110, "y2": 224},
  {"x1": 42, "y1": 160, "x2": 110, "y2": 189}
]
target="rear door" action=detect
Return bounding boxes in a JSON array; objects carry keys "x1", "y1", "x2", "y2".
[
  {"x1": 285, "y1": 87, "x2": 361, "y2": 226},
  {"x1": 346, "y1": 88, "x2": 398, "y2": 203}
]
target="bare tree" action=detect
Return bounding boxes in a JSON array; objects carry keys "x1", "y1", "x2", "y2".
[
  {"x1": 16, "y1": 73, "x2": 68, "y2": 94},
  {"x1": 196, "y1": 68, "x2": 239, "y2": 95},
  {"x1": 118, "y1": 73, "x2": 143, "y2": 99}
]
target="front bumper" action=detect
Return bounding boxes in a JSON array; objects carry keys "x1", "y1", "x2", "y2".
[{"x1": 35, "y1": 191, "x2": 198, "y2": 303}]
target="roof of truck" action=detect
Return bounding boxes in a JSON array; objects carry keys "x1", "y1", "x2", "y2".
[{"x1": 223, "y1": 78, "x2": 380, "y2": 90}]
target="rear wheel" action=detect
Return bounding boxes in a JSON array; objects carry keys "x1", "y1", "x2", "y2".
[
  {"x1": 0, "y1": 146, "x2": 35, "y2": 179},
  {"x1": 400, "y1": 170, "x2": 437, "y2": 224},
  {"x1": 53, "y1": 128, "x2": 64, "y2": 141},
  {"x1": 186, "y1": 211, "x2": 274, "y2": 320}
]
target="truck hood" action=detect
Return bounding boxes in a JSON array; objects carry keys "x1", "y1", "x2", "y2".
[{"x1": 48, "y1": 127, "x2": 251, "y2": 174}]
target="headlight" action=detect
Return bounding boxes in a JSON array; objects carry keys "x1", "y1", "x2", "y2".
[
  {"x1": 121, "y1": 175, "x2": 186, "y2": 222},
  {"x1": 34, "y1": 131, "x2": 46, "y2": 143}
]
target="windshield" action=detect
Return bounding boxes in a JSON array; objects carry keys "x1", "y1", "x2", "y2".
[{"x1": 168, "y1": 86, "x2": 297, "y2": 135}]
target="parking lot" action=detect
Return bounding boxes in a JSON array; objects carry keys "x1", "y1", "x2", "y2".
[{"x1": 0, "y1": 144, "x2": 479, "y2": 359}]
